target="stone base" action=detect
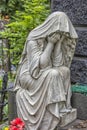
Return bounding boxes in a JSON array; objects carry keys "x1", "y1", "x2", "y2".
[
  {"x1": 72, "y1": 93, "x2": 87, "y2": 120},
  {"x1": 59, "y1": 109, "x2": 77, "y2": 127},
  {"x1": 57, "y1": 119, "x2": 87, "y2": 130}
]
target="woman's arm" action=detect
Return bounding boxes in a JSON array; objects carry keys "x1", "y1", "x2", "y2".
[
  {"x1": 40, "y1": 33, "x2": 59, "y2": 69},
  {"x1": 40, "y1": 33, "x2": 64, "y2": 69},
  {"x1": 40, "y1": 42, "x2": 54, "y2": 68},
  {"x1": 52, "y1": 35, "x2": 65, "y2": 68},
  {"x1": 27, "y1": 40, "x2": 41, "y2": 78}
]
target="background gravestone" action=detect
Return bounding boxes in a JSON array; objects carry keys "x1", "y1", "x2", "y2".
[
  {"x1": 51, "y1": 0, "x2": 87, "y2": 84},
  {"x1": 0, "y1": 20, "x2": 17, "y2": 122}
]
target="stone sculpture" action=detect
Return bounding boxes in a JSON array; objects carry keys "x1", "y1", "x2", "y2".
[{"x1": 14, "y1": 12, "x2": 78, "y2": 130}]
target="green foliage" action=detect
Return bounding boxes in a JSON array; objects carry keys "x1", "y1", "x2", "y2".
[
  {"x1": 2, "y1": 125, "x2": 9, "y2": 130},
  {"x1": 0, "y1": 77, "x2": 2, "y2": 89},
  {"x1": 0, "y1": 0, "x2": 50, "y2": 66},
  {"x1": 3, "y1": 104, "x2": 8, "y2": 117},
  {"x1": 0, "y1": 0, "x2": 24, "y2": 17}
]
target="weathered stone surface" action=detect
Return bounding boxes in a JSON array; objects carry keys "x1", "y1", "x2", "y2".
[
  {"x1": 0, "y1": 20, "x2": 4, "y2": 30},
  {"x1": 70, "y1": 57, "x2": 87, "y2": 84},
  {"x1": 8, "y1": 88, "x2": 18, "y2": 122},
  {"x1": 0, "y1": 20, "x2": 8, "y2": 30},
  {"x1": 75, "y1": 29, "x2": 87, "y2": 57},
  {"x1": 57, "y1": 119, "x2": 87, "y2": 130},
  {"x1": 59, "y1": 109, "x2": 77, "y2": 127},
  {"x1": 51, "y1": 0, "x2": 87, "y2": 25},
  {"x1": 71, "y1": 93, "x2": 87, "y2": 120}
]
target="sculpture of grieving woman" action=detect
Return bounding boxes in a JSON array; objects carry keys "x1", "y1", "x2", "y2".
[{"x1": 14, "y1": 11, "x2": 78, "y2": 130}]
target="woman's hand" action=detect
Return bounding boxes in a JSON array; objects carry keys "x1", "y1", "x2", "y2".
[
  {"x1": 47, "y1": 33, "x2": 59, "y2": 44},
  {"x1": 59, "y1": 35, "x2": 65, "y2": 43}
]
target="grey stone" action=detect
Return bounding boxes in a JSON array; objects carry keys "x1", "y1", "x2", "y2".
[
  {"x1": 0, "y1": 20, "x2": 4, "y2": 30},
  {"x1": 51, "y1": 0, "x2": 87, "y2": 25},
  {"x1": 71, "y1": 93, "x2": 87, "y2": 120},
  {"x1": 8, "y1": 89, "x2": 17, "y2": 122},
  {"x1": 0, "y1": 20, "x2": 8, "y2": 30},
  {"x1": 70, "y1": 57, "x2": 87, "y2": 84},
  {"x1": 59, "y1": 109, "x2": 77, "y2": 127},
  {"x1": 75, "y1": 29, "x2": 87, "y2": 57},
  {"x1": 57, "y1": 119, "x2": 87, "y2": 130}
]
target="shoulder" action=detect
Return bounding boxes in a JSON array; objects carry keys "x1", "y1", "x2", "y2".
[
  {"x1": 27, "y1": 40, "x2": 37, "y2": 46},
  {"x1": 27, "y1": 40, "x2": 38, "y2": 49}
]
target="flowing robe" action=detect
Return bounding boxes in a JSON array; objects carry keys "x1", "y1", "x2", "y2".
[{"x1": 15, "y1": 39, "x2": 72, "y2": 130}]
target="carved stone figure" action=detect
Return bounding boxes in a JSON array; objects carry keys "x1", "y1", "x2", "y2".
[{"x1": 14, "y1": 12, "x2": 78, "y2": 130}]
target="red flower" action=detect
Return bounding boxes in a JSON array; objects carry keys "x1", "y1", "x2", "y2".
[
  {"x1": 9, "y1": 125, "x2": 19, "y2": 130},
  {"x1": 9, "y1": 118, "x2": 25, "y2": 130}
]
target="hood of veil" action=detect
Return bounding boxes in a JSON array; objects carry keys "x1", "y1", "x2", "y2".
[
  {"x1": 28, "y1": 11, "x2": 78, "y2": 40},
  {"x1": 19, "y1": 11, "x2": 78, "y2": 65}
]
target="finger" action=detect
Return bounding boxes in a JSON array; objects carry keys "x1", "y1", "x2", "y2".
[
  {"x1": 50, "y1": 34, "x2": 56, "y2": 41},
  {"x1": 51, "y1": 33, "x2": 56, "y2": 38},
  {"x1": 60, "y1": 35, "x2": 65, "y2": 43}
]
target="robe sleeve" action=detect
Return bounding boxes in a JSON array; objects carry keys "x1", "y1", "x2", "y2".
[
  {"x1": 52, "y1": 42, "x2": 64, "y2": 67},
  {"x1": 27, "y1": 40, "x2": 42, "y2": 79}
]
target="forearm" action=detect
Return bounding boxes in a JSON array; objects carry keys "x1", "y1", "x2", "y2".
[{"x1": 40, "y1": 42, "x2": 54, "y2": 68}]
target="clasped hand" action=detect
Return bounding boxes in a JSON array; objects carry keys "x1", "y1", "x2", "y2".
[
  {"x1": 47, "y1": 33, "x2": 65, "y2": 45},
  {"x1": 47, "y1": 33, "x2": 59, "y2": 44}
]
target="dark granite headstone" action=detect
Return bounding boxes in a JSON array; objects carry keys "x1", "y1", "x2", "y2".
[
  {"x1": 75, "y1": 29, "x2": 87, "y2": 57},
  {"x1": 71, "y1": 58, "x2": 87, "y2": 84},
  {"x1": 51, "y1": 0, "x2": 87, "y2": 25},
  {"x1": 51, "y1": 0, "x2": 87, "y2": 84}
]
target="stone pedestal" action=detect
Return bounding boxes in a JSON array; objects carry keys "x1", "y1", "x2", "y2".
[
  {"x1": 59, "y1": 109, "x2": 77, "y2": 127},
  {"x1": 71, "y1": 93, "x2": 87, "y2": 120}
]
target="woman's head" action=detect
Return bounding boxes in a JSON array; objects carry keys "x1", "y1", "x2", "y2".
[
  {"x1": 27, "y1": 11, "x2": 78, "y2": 41},
  {"x1": 37, "y1": 32, "x2": 61, "y2": 45}
]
